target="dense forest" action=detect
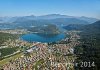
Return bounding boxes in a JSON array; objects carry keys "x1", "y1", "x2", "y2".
[{"x1": 74, "y1": 21, "x2": 100, "y2": 70}]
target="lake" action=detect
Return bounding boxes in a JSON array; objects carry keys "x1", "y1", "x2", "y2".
[{"x1": 21, "y1": 33, "x2": 65, "y2": 43}]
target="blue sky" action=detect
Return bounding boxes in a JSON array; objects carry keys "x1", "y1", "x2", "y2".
[{"x1": 0, "y1": 0, "x2": 100, "y2": 18}]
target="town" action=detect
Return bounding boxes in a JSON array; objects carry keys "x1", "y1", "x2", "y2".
[{"x1": 0, "y1": 29, "x2": 80, "y2": 70}]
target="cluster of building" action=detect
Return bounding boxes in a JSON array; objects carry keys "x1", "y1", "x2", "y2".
[
  {"x1": 0, "y1": 30, "x2": 80, "y2": 70},
  {"x1": 2, "y1": 43, "x2": 47, "y2": 70}
]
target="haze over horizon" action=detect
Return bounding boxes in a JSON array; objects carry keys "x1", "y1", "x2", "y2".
[{"x1": 0, "y1": 0, "x2": 100, "y2": 19}]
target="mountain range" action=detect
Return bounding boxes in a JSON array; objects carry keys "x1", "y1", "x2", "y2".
[{"x1": 0, "y1": 14, "x2": 99, "y2": 29}]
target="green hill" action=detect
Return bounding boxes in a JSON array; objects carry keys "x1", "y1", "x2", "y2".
[{"x1": 28, "y1": 24, "x2": 60, "y2": 37}]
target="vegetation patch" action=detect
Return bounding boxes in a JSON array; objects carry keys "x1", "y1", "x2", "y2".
[
  {"x1": 0, "y1": 32, "x2": 20, "y2": 45},
  {"x1": 0, "y1": 47, "x2": 19, "y2": 59}
]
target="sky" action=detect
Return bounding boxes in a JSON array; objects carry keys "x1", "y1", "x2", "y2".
[{"x1": 0, "y1": 0, "x2": 100, "y2": 19}]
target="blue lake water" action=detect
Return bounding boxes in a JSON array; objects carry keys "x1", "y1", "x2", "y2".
[{"x1": 21, "y1": 33, "x2": 65, "y2": 43}]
